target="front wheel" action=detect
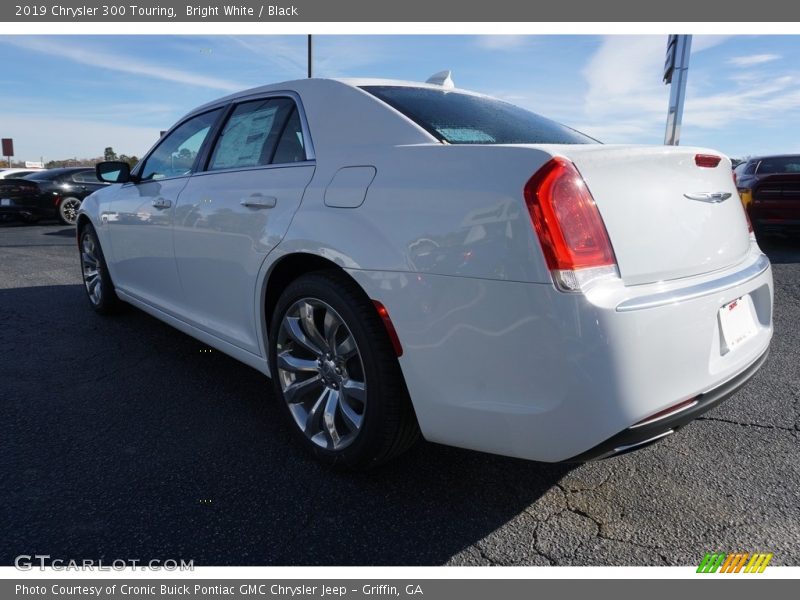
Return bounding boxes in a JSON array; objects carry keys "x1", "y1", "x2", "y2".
[
  {"x1": 79, "y1": 223, "x2": 121, "y2": 314},
  {"x1": 59, "y1": 197, "x2": 82, "y2": 225},
  {"x1": 269, "y1": 271, "x2": 419, "y2": 469}
]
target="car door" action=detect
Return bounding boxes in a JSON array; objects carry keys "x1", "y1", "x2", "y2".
[
  {"x1": 173, "y1": 95, "x2": 315, "y2": 354},
  {"x1": 107, "y1": 108, "x2": 223, "y2": 312}
]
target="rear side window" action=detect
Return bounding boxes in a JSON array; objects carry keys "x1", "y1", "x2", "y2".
[
  {"x1": 72, "y1": 171, "x2": 100, "y2": 183},
  {"x1": 208, "y1": 97, "x2": 302, "y2": 170},
  {"x1": 272, "y1": 107, "x2": 306, "y2": 164},
  {"x1": 361, "y1": 86, "x2": 596, "y2": 145}
]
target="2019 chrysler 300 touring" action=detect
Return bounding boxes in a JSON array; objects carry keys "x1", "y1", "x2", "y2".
[{"x1": 77, "y1": 76, "x2": 773, "y2": 469}]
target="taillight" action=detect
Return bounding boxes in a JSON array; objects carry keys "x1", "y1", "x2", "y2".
[
  {"x1": 524, "y1": 157, "x2": 619, "y2": 292},
  {"x1": 695, "y1": 154, "x2": 722, "y2": 168}
]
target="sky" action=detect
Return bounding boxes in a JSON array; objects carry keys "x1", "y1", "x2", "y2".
[{"x1": 1, "y1": 34, "x2": 799, "y2": 162}]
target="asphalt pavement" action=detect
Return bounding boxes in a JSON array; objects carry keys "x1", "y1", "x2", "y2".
[{"x1": 1, "y1": 220, "x2": 798, "y2": 566}]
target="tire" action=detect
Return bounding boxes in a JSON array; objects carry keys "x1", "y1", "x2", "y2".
[
  {"x1": 78, "y1": 222, "x2": 121, "y2": 314},
  {"x1": 59, "y1": 197, "x2": 82, "y2": 225},
  {"x1": 268, "y1": 271, "x2": 419, "y2": 469}
]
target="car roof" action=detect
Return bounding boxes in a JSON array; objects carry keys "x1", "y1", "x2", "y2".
[
  {"x1": 186, "y1": 77, "x2": 485, "y2": 117},
  {"x1": 25, "y1": 167, "x2": 92, "y2": 178}
]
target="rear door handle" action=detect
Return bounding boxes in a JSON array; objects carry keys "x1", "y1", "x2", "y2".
[
  {"x1": 240, "y1": 193, "x2": 277, "y2": 209},
  {"x1": 152, "y1": 197, "x2": 172, "y2": 209}
]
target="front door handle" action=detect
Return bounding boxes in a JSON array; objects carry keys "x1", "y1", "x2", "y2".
[
  {"x1": 152, "y1": 197, "x2": 172, "y2": 209},
  {"x1": 240, "y1": 193, "x2": 277, "y2": 209}
]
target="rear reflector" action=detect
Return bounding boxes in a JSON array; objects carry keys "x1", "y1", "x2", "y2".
[
  {"x1": 630, "y1": 397, "x2": 698, "y2": 428},
  {"x1": 372, "y1": 300, "x2": 403, "y2": 357},
  {"x1": 695, "y1": 154, "x2": 722, "y2": 168},
  {"x1": 524, "y1": 157, "x2": 618, "y2": 292}
]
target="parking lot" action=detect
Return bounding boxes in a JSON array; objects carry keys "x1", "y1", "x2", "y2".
[{"x1": 1, "y1": 220, "x2": 798, "y2": 566}]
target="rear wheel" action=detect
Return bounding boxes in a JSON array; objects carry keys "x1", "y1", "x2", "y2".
[
  {"x1": 269, "y1": 271, "x2": 419, "y2": 469},
  {"x1": 79, "y1": 223, "x2": 121, "y2": 314},
  {"x1": 59, "y1": 197, "x2": 82, "y2": 225}
]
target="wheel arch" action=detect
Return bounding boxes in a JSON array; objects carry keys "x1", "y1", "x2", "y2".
[
  {"x1": 263, "y1": 252, "x2": 369, "y2": 342},
  {"x1": 76, "y1": 213, "x2": 91, "y2": 231}
]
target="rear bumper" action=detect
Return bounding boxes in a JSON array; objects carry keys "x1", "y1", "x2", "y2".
[
  {"x1": 0, "y1": 199, "x2": 53, "y2": 217},
  {"x1": 348, "y1": 243, "x2": 774, "y2": 462},
  {"x1": 567, "y1": 348, "x2": 769, "y2": 461}
]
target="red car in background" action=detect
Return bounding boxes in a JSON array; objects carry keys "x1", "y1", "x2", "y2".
[{"x1": 735, "y1": 155, "x2": 800, "y2": 237}]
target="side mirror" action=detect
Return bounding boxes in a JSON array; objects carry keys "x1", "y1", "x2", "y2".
[{"x1": 96, "y1": 161, "x2": 133, "y2": 184}]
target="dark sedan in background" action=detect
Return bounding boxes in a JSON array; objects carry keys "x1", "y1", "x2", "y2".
[
  {"x1": 735, "y1": 154, "x2": 800, "y2": 236},
  {"x1": 0, "y1": 167, "x2": 108, "y2": 225}
]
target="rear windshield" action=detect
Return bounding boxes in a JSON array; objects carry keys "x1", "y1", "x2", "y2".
[
  {"x1": 756, "y1": 156, "x2": 800, "y2": 174},
  {"x1": 362, "y1": 86, "x2": 596, "y2": 145}
]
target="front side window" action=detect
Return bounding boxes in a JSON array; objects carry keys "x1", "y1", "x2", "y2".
[
  {"x1": 140, "y1": 109, "x2": 222, "y2": 181},
  {"x1": 208, "y1": 97, "x2": 303, "y2": 170}
]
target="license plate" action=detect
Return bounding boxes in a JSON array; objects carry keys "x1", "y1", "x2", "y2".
[
  {"x1": 719, "y1": 295, "x2": 757, "y2": 353},
  {"x1": 0, "y1": 198, "x2": 10, "y2": 206}
]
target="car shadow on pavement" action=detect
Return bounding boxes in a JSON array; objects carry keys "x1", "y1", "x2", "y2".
[
  {"x1": 43, "y1": 227, "x2": 77, "y2": 238},
  {"x1": 0, "y1": 284, "x2": 572, "y2": 566}
]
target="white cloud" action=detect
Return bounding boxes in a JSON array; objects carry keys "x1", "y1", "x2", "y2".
[
  {"x1": 309, "y1": 37, "x2": 388, "y2": 77},
  {"x1": 475, "y1": 35, "x2": 530, "y2": 51},
  {"x1": 691, "y1": 35, "x2": 733, "y2": 53},
  {"x1": 1, "y1": 37, "x2": 247, "y2": 91},
  {"x1": 230, "y1": 36, "x2": 385, "y2": 79},
  {"x1": 229, "y1": 36, "x2": 308, "y2": 76},
  {"x1": 728, "y1": 54, "x2": 781, "y2": 67},
  {"x1": 727, "y1": 53, "x2": 781, "y2": 67},
  {"x1": 579, "y1": 36, "x2": 669, "y2": 142},
  {"x1": 572, "y1": 36, "x2": 800, "y2": 145}
]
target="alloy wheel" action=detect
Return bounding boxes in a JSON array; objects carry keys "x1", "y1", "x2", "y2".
[
  {"x1": 81, "y1": 234, "x2": 103, "y2": 305},
  {"x1": 276, "y1": 298, "x2": 367, "y2": 451},
  {"x1": 61, "y1": 198, "x2": 81, "y2": 225}
]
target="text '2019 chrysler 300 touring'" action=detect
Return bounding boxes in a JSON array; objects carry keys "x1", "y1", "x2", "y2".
[{"x1": 77, "y1": 75, "x2": 773, "y2": 469}]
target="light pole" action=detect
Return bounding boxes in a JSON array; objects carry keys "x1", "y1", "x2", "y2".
[
  {"x1": 663, "y1": 34, "x2": 692, "y2": 146},
  {"x1": 307, "y1": 34, "x2": 312, "y2": 78}
]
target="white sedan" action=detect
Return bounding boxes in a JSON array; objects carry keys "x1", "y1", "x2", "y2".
[{"x1": 77, "y1": 76, "x2": 773, "y2": 468}]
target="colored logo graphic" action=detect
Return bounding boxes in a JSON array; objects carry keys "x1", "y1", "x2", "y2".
[{"x1": 697, "y1": 552, "x2": 773, "y2": 573}]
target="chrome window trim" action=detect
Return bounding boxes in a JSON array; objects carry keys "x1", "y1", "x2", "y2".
[
  {"x1": 190, "y1": 160, "x2": 316, "y2": 179},
  {"x1": 615, "y1": 254, "x2": 770, "y2": 313},
  {"x1": 193, "y1": 90, "x2": 316, "y2": 164}
]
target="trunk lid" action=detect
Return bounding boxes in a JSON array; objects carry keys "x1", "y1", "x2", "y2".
[
  {"x1": 0, "y1": 177, "x2": 39, "y2": 201},
  {"x1": 550, "y1": 144, "x2": 751, "y2": 286}
]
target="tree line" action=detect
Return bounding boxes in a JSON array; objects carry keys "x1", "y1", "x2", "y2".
[{"x1": 4, "y1": 147, "x2": 139, "y2": 169}]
